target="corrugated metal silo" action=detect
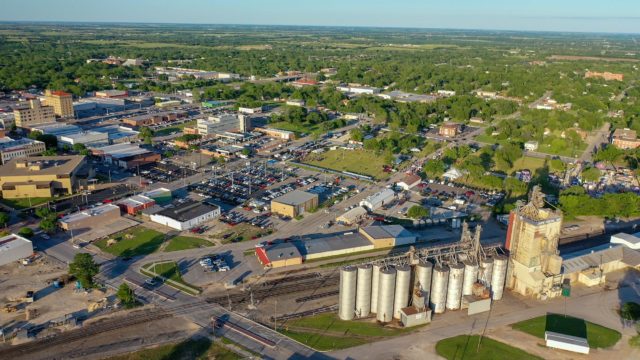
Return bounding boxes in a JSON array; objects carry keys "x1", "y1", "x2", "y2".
[
  {"x1": 430, "y1": 265, "x2": 449, "y2": 314},
  {"x1": 338, "y1": 266, "x2": 357, "y2": 320},
  {"x1": 370, "y1": 263, "x2": 382, "y2": 314},
  {"x1": 446, "y1": 262, "x2": 465, "y2": 310},
  {"x1": 491, "y1": 255, "x2": 508, "y2": 300},
  {"x1": 376, "y1": 267, "x2": 396, "y2": 322},
  {"x1": 462, "y1": 260, "x2": 479, "y2": 296},
  {"x1": 478, "y1": 256, "x2": 494, "y2": 287},
  {"x1": 393, "y1": 264, "x2": 411, "y2": 319},
  {"x1": 355, "y1": 264, "x2": 372, "y2": 317}
]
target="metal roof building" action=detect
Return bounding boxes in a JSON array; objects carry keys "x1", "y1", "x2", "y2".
[
  {"x1": 0, "y1": 234, "x2": 33, "y2": 266},
  {"x1": 359, "y1": 188, "x2": 395, "y2": 211}
]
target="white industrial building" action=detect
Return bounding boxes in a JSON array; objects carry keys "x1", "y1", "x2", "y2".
[
  {"x1": 59, "y1": 131, "x2": 109, "y2": 147},
  {"x1": 359, "y1": 188, "x2": 395, "y2": 211},
  {"x1": 610, "y1": 232, "x2": 640, "y2": 250},
  {"x1": 0, "y1": 234, "x2": 33, "y2": 266},
  {"x1": 150, "y1": 200, "x2": 220, "y2": 230},
  {"x1": 545, "y1": 331, "x2": 589, "y2": 355}
]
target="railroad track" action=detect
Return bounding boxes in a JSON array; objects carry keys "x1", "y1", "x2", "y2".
[
  {"x1": 207, "y1": 275, "x2": 340, "y2": 306},
  {"x1": 0, "y1": 309, "x2": 173, "y2": 358},
  {"x1": 295, "y1": 290, "x2": 339, "y2": 303}
]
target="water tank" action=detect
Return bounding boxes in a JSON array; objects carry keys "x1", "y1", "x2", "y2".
[
  {"x1": 355, "y1": 264, "x2": 373, "y2": 318},
  {"x1": 338, "y1": 266, "x2": 357, "y2": 320},
  {"x1": 415, "y1": 259, "x2": 433, "y2": 302},
  {"x1": 446, "y1": 262, "x2": 465, "y2": 310},
  {"x1": 430, "y1": 265, "x2": 449, "y2": 314},
  {"x1": 478, "y1": 257, "x2": 494, "y2": 287},
  {"x1": 376, "y1": 267, "x2": 396, "y2": 322},
  {"x1": 393, "y1": 265, "x2": 411, "y2": 319},
  {"x1": 370, "y1": 263, "x2": 382, "y2": 314},
  {"x1": 462, "y1": 261, "x2": 479, "y2": 296},
  {"x1": 491, "y1": 255, "x2": 508, "y2": 300}
]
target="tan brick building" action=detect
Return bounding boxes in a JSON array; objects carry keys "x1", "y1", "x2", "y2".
[
  {"x1": 14, "y1": 100, "x2": 55, "y2": 127},
  {"x1": 0, "y1": 155, "x2": 87, "y2": 199},
  {"x1": 271, "y1": 190, "x2": 318, "y2": 218},
  {"x1": 43, "y1": 90, "x2": 74, "y2": 118},
  {"x1": 439, "y1": 122, "x2": 461, "y2": 137},
  {"x1": 611, "y1": 128, "x2": 640, "y2": 149}
]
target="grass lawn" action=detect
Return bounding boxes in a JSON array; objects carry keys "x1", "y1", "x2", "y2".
[
  {"x1": 268, "y1": 121, "x2": 319, "y2": 136},
  {"x1": 508, "y1": 156, "x2": 547, "y2": 174},
  {"x1": 214, "y1": 223, "x2": 272, "y2": 244},
  {"x1": 436, "y1": 335, "x2": 542, "y2": 360},
  {"x1": 108, "y1": 338, "x2": 240, "y2": 360},
  {"x1": 511, "y1": 314, "x2": 621, "y2": 349},
  {"x1": 154, "y1": 120, "x2": 197, "y2": 136},
  {"x1": 0, "y1": 197, "x2": 52, "y2": 210},
  {"x1": 141, "y1": 261, "x2": 201, "y2": 295},
  {"x1": 279, "y1": 313, "x2": 419, "y2": 351},
  {"x1": 164, "y1": 236, "x2": 213, "y2": 252},
  {"x1": 304, "y1": 149, "x2": 391, "y2": 180},
  {"x1": 94, "y1": 226, "x2": 165, "y2": 257}
]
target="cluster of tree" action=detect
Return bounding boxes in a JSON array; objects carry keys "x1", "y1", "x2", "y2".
[
  {"x1": 407, "y1": 205, "x2": 430, "y2": 219},
  {"x1": 69, "y1": 253, "x2": 99, "y2": 289},
  {"x1": 363, "y1": 132, "x2": 422, "y2": 155},
  {"x1": 35, "y1": 207, "x2": 58, "y2": 234},
  {"x1": 138, "y1": 127, "x2": 154, "y2": 145},
  {"x1": 117, "y1": 283, "x2": 139, "y2": 308},
  {"x1": 559, "y1": 187, "x2": 640, "y2": 218}
]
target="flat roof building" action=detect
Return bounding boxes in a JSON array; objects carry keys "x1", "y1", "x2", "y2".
[
  {"x1": 59, "y1": 204, "x2": 121, "y2": 231},
  {"x1": 0, "y1": 155, "x2": 88, "y2": 199},
  {"x1": 610, "y1": 232, "x2": 640, "y2": 250},
  {"x1": 0, "y1": 137, "x2": 46, "y2": 165},
  {"x1": 117, "y1": 195, "x2": 156, "y2": 215},
  {"x1": 255, "y1": 242, "x2": 303, "y2": 268},
  {"x1": 59, "y1": 131, "x2": 109, "y2": 148},
  {"x1": 271, "y1": 190, "x2": 319, "y2": 218},
  {"x1": 336, "y1": 206, "x2": 368, "y2": 226},
  {"x1": 90, "y1": 143, "x2": 160, "y2": 169},
  {"x1": 150, "y1": 200, "x2": 220, "y2": 230},
  {"x1": 611, "y1": 128, "x2": 640, "y2": 150},
  {"x1": 14, "y1": 100, "x2": 55, "y2": 127},
  {"x1": 0, "y1": 234, "x2": 33, "y2": 266},
  {"x1": 359, "y1": 225, "x2": 416, "y2": 249},
  {"x1": 122, "y1": 111, "x2": 186, "y2": 127}
]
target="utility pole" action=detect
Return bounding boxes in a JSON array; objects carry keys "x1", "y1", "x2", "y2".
[{"x1": 274, "y1": 299, "x2": 277, "y2": 331}]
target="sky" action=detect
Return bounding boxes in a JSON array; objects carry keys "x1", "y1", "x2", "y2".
[{"x1": 2, "y1": 0, "x2": 640, "y2": 34}]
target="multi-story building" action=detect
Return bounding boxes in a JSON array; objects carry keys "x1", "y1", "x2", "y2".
[
  {"x1": 0, "y1": 137, "x2": 46, "y2": 164},
  {"x1": 122, "y1": 111, "x2": 186, "y2": 127},
  {"x1": 505, "y1": 186, "x2": 564, "y2": 299},
  {"x1": 611, "y1": 128, "x2": 640, "y2": 149},
  {"x1": 439, "y1": 122, "x2": 461, "y2": 137},
  {"x1": 43, "y1": 90, "x2": 74, "y2": 118},
  {"x1": 0, "y1": 155, "x2": 89, "y2": 199},
  {"x1": 13, "y1": 100, "x2": 55, "y2": 128}
]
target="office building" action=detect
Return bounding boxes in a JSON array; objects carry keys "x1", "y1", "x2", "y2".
[
  {"x1": 43, "y1": 90, "x2": 74, "y2": 117},
  {"x1": 14, "y1": 100, "x2": 55, "y2": 127},
  {"x1": 271, "y1": 190, "x2": 319, "y2": 217},
  {"x1": 0, "y1": 137, "x2": 46, "y2": 164},
  {"x1": 0, "y1": 155, "x2": 88, "y2": 199}
]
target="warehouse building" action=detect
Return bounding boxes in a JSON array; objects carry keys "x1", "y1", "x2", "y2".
[
  {"x1": 90, "y1": 143, "x2": 160, "y2": 169},
  {"x1": 117, "y1": 195, "x2": 155, "y2": 215},
  {"x1": 122, "y1": 111, "x2": 186, "y2": 127},
  {"x1": 359, "y1": 225, "x2": 417, "y2": 249},
  {"x1": 336, "y1": 206, "x2": 368, "y2": 226},
  {"x1": 397, "y1": 173, "x2": 422, "y2": 191},
  {"x1": 59, "y1": 204, "x2": 121, "y2": 231},
  {"x1": 610, "y1": 232, "x2": 640, "y2": 250},
  {"x1": 0, "y1": 234, "x2": 33, "y2": 266},
  {"x1": 359, "y1": 188, "x2": 395, "y2": 211},
  {"x1": 29, "y1": 122, "x2": 82, "y2": 138},
  {"x1": 271, "y1": 190, "x2": 319, "y2": 218},
  {"x1": 59, "y1": 131, "x2": 109, "y2": 148},
  {"x1": 255, "y1": 242, "x2": 303, "y2": 268},
  {"x1": 301, "y1": 232, "x2": 374, "y2": 260},
  {"x1": 562, "y1": 243, "x2": 640, "y2": 287},
  {"x1": 150, "y1": 200, "x2": 220, "y2": 230},
  {"x1": 144, "y1": 187, "x2": 172, "y2": 205},
  {"x1": 0, "y1": 155, "x2": 89, "y2": 199}
]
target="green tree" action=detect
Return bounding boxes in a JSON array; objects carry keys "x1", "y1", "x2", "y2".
[
  {"x1": 18, "y1": 227, "x2": 34, "y2": 238},
  {"x1": 73, "y1": 143, "x2": 86, "y2": 153},
  {"x1": 407, "y1": 205, "x2": 430, "y2": 219},
  {"x1": 39, "y1": 217, "x2": 58, "y2": 234},
  {"x1": 581, "y1": 167, "x2": 601, "y2": 182},
  {"x1": 0, "y1": 212, "x2": 9, "y2": 228},
  {"x1": 423, "y1": 159, "x2": 446, "y2": 178},
  {"x1": 69, "y1": 253, "x2": 99, "y2": 289},
  {"x1": 621, "y1": 302, "x2": 640, "y2": 321},
  {"x1": 117, "y1": 283, "x2": 138, "y2": 308},
  {"x1": 241, "y1": 148, "x2": 252, "y2": 156}
]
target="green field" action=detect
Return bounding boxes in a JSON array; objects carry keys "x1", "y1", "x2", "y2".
[
  {"x1": 304, "y1": 149, "x2": 391, "y2": 179},
  {"x1": 94, "y1": 226, "x2": 165, "y2": 257},
  {"x1": 509, "y1": 156, "x2": 547, "y2": 173},
  {"x1": 154, "y1": 120, "x2": 196, "y2": 136},
  {"x1": 0, "y1": 197, "x2": 52, "y2": 210},
  {"x1": 436, "y1": 335, "x2": 542, "y2": 360},
  {"x1": 108, "y1": 338, "x2": 240, "y2": 360},
  {"x1": 164, "y1": 236, "x2": 213, "y2": 252},
  {"x1": 512, "y1": 314, "x2": 621, "y2": 349},
  {"x1": 141, "y1": 261, "x2": 201, "y2": 295},
  {"x1": 279, "y1": 313, "x2": 419, "y2": 351}
]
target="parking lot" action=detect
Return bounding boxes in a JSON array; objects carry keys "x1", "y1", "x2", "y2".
[{"x1": 139, "y1": 161, "x2": 198, "y2": 184}]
